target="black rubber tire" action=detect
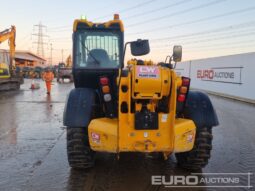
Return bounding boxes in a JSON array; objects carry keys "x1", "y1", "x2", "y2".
[
  {"x1": 176, "y1": 127, "x2": 213, "y2": 170},
  {"x1": 67, "y1": 127, "x2": 95, "y2": 169}
]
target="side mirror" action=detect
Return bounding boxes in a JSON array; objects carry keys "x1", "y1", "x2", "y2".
[
  {"x1": 172, "y1": 45, "x2": 182, "y2": 62},
  {"x1": 130, "y1": 39, "x2": 150, "y2": 56}
]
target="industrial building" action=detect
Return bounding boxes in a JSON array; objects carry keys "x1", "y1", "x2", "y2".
[
  {"x1": 0, "y1": 49, "x2": 46, "y2": 68},
  {"x1": 14, "y1": 51, "x2": 46, "y2": 68}
]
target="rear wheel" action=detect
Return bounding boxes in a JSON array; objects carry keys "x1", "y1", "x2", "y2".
[
  {"x1": 176, "y1": 127, "x2": 213, "y2": 170},
  {"x1": 67, "y1": 127, "x2": 95, "y2": 169}
]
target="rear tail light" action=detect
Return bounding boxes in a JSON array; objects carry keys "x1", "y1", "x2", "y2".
[
  {"x1": 182, "y1": 78, "x2": 190, "y2": 86},
  {"x1": 99, "y1": 76, "x2": 114, "y2": 117},
  {"x1": 177, "y1": 94, "x2": 186, "y2": 102},
  {"x1": 100, "y1": 77, "x2": 109, "y2": 85},
  {"x1": 177, "y1": 77, "x2": 191, "y2": 103},
  {"x1": 100, "y1": 76, "x2": 112, "y2": 101}
]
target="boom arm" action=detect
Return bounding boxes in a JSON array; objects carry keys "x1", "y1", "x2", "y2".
[{"x1": 0, "y1": 26, "x2": 16, "y2": 73}]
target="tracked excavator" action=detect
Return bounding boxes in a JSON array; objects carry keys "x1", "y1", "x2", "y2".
[{"x1": 0, "y1": 26, "x2": 23, "y2": 91}]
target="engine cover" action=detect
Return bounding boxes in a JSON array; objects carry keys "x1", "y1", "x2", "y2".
[{"x1": 132, "y1": 65, "x2": 171, "y2": 99}]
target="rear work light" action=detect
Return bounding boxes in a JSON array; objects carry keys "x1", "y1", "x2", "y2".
[
  {"x1": 114, "y1": 14, "x2": 120, "y2": 20},
  {"x1": 100, "y1": 77, "x2": 109, "y2": 85}
]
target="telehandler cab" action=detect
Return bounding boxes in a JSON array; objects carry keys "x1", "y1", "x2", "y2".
[{"x1": 64, "y1": 15, "x2": 219, "y2": 170}]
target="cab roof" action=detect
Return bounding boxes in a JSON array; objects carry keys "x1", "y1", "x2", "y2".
[{"x1": 73, "y1": 14, "x2": 124, "y2": 32}]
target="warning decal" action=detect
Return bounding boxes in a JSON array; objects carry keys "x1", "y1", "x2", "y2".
[{"x1": 91, "y1": 132, "x2": 100, "y2": 144}]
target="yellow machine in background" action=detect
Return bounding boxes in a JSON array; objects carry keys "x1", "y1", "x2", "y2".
[
  {"x1": 0, "y1": 26, "x2": 23, "y2": 90},
  {"x1": 64, "y1": 15, "x2": 219, "y2": 170},
  {"x1": 66, "y1": 55, "x2": 72, "y2": 67}
]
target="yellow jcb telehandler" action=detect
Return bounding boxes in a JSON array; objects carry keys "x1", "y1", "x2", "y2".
[{"x1": 63, "y1": 15, "x2": 218, "y2": 170}]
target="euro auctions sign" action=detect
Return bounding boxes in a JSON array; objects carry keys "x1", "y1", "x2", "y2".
[{"x1": 197, "y1": 67, "x2": 243, "y2": 84}]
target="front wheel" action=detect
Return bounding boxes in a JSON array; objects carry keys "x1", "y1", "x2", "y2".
[
  {"x1": 67, "y1": 127, "x2": 95, "y2": 169},
  {"x1": 176, "y1": 126, "x2": 213, "y2": 170}
]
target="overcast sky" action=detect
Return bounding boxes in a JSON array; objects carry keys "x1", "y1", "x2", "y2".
[{"x1": 1, "y1": 0, "x2": 255, "y2": 63}]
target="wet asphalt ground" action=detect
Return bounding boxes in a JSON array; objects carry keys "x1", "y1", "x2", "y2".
[{"x1": 0, "y1": 79, "x2": 254, "y2": 191}]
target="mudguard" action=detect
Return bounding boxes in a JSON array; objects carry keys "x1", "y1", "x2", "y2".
[
  {"x1": 184, "y1": 91, "x2": 219, "y2": 127},
  {"x1": 63, "y1": 88, "x2": 95, "y2": 127}
]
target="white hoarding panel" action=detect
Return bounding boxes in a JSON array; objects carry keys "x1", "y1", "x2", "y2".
[
  {"x1": 175, "y1": 61, "x2": 190, "y2": 77},
  {"x1": 179, "y1": 52, "x2": 255, "y2": 102}
]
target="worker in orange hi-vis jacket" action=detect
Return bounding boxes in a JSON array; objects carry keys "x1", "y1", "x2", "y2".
[{"x1": 42, "y1": 68, "x2": 54, "y2": 95}]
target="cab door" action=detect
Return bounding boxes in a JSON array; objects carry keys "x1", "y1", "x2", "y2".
[{"x1": 0, "y1": 51, "x2": 10, "y2": 78}]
